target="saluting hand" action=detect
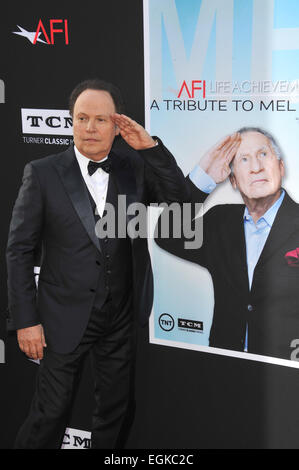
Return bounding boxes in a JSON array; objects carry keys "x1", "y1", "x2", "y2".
[
  {"x1": 199, "y1": 133, "x2": 241, "y2": 184},
  {"x1": 111, "y1": 113, "x2": 156, "y2": 150}
]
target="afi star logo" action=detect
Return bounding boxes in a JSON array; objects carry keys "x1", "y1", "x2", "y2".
[{"x1": 13, "y1": 19, "x2": 69, "y2": 45}]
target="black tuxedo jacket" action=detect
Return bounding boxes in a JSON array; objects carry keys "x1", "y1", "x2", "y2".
[
  {"x1": 6, "y1": 140, "x2": 188, "y2": 353},
  {"x1": 156, "y1": 177, "x2": 299, "y2": 360}
]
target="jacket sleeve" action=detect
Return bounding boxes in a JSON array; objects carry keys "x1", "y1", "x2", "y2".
[
  {"x1": 155, "y1": 176, "x2": 218, "y2": 268},
  {"x1": 137, "y1": 137, "x2": 190, "y2": 204},
  {"x1": 6, "y1": 162, "x2": 43, "y2": 330}
]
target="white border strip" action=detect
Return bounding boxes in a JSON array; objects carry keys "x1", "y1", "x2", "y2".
[{"x1": 149, "y1": 335, "x2": 299, "y2": 370}]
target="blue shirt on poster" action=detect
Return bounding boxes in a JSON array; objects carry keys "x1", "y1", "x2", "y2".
[{"x1": 189, "y1": 165, "x2": 285, "y2": 351}]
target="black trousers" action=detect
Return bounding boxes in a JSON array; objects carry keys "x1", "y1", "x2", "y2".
[{"x1": 14, "y1": 295, "x2": 136, "y2": 449}]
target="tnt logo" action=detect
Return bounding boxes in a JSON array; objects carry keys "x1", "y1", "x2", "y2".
[
  {"x1": 159, "y1": 313, "x2": 174, "y2": 332},
  {"x1": 177, "y1": 80, "x2": 206, "y2": 99},
  {"x1": 13, "y1": 19, "x2": 69, "y2": 45}
]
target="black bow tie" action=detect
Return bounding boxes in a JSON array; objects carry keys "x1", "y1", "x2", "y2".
[{"x1": 88, "y1": 159, "x2": 111, "y2": 176}]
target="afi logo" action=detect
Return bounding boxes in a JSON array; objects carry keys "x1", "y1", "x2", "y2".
[
  {"x1": 13, "y1": 19, "x2": 69, "y2": 45},
  {"x1": 177, "y1": 80, "x2": 206, "y2": 99}
]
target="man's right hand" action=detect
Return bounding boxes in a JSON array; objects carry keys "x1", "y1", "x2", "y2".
[
  {"x1": 111, "y1": 113, "x2": 157, "y2": 150},
  {"x1": 199, "y1": 133, "x2": 241, "y2": 184},
  {"x1": 17, "y1": 324, "x2": 47, "y2": 360}
]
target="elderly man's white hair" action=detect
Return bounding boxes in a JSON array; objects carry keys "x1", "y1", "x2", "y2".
[
  {"x1": 229, "y1": 127, "x2": 284, "y2": 174},
  {"x1": 236, "y1": 127, "x2": 284, "y2": 161}
]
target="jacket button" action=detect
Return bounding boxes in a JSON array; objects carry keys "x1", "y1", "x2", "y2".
[
  {"x1": 247, "y1": 304, "x2": 253, "y2": 311},
  {"x1": 96, "y1": 261, "x2": 101, "y2": 266},
  {"x1": 90, "y1": 288, "x2": 96, "y2": 293}
]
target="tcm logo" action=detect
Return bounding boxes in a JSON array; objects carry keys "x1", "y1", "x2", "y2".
[
  {"x1": 178, "y1": 318, "x2": 203, "y2": 332},
  {"x1": 0, "y1": 79, "x2": 4, "y2": 104},
  {"x1": 177, "y1": 80, "x2": 206, "y2": 99},
  {"x1": 61, "y1": 428, "x2": 91, "y2": 449},
  {"x1": 21, "y1": 109, "x2": 73, "y2": 136},
  {"x1": 159, "y1": 313, "x2": 174, "y2": 332},
  {"x1": 13, "y1": 19, "x2": 69, "y2": 45}
]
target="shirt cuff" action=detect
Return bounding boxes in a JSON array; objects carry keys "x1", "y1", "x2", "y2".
[{"x1": 189, "y1": 165, "x2": 216, "y2": 194}]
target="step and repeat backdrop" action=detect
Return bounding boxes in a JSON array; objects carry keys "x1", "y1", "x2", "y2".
[
  {"x1": 2, "y1": 0, "x2": 299, "y2": 450},
  {"x1": 0, "y1": 1, "x2": 145, "y2": 449}
]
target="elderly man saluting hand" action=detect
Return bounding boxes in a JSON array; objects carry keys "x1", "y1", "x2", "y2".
[{"x1": 156, "y1": 127, "x2": 299, "y2": 361}]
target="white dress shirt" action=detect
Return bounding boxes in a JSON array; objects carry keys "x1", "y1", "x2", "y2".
[{"x1": 74, "y1": 146, "x2": 109, "y2": 217}]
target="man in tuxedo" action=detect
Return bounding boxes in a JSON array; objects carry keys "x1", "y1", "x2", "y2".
[
  {"x1": 156, "y1": 127, "x2": 299, "y2": 360},
  {"x1": 6, "y1": 79, "x2": 188, "y2": 449}
]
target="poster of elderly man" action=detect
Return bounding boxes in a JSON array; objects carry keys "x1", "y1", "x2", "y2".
[{"x1": 145, "y1": 0, "x2": 299, "y2": 368}]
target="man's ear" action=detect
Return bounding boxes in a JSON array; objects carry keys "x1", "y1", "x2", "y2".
[
  {"x1": 115, "y1": 125, "x2": 120, "y2": 136},
  {"x1": 229, "y1": 172, "x2": 237, "y2": 190},
  {"x1": 279, "y1": 158, "x2": 285, "y2": 179}
]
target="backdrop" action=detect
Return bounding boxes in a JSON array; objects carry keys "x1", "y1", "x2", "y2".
[{"x1": 1, "y1": 0, "x2": 299, "y2": 450}]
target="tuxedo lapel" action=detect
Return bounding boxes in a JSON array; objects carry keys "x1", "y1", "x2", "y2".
[
  {"x1": 109, "y1": 150, "x2": 138, "y2": 223},
  {"x1": 54, "y1": 147, "x2": 102, "y2": 254}
]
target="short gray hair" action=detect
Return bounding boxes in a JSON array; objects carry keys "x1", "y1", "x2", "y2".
[
  {"x1": 237, "y1": 127, "x2": 284, "y2": 160},
  {"x1": 230, "y1": 127, "x2": 284, "y2": 172}
]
